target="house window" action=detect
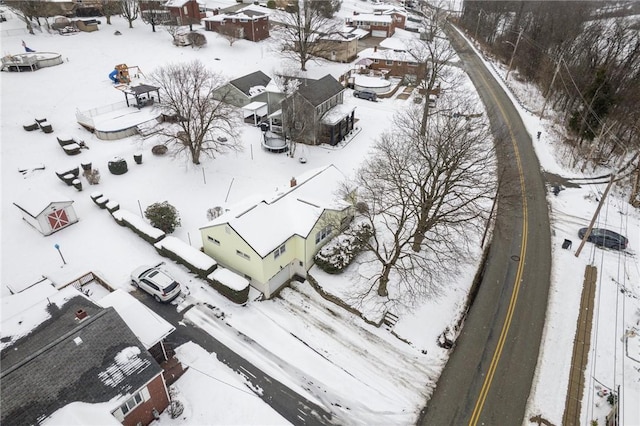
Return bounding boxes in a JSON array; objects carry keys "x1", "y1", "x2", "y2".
[
  {"x1": 207, "y1": 236, "x2": 220, "y2": 245},
  {"x1": 315, "y1": 225, "x2": 332, "y2": 245},
  {"x1": 274, "y1": 243, "x2": 286, "y2": 259},
  {"x1": 240, "y1": 18, "x2": 247, "y2": 22},
  {"x1": 236, "y1": 250, "x2": 250, "y2": 260},
  {"x1": 373, "y1": 59, "x2": 379, "y2": 64},
  {"x1": 183, "y1": 6, "x2": 187, "y2": 14},
  {"x1": 119, "y1": 392, "x2": 144, "y2": 416},
  {"x1": 408, "y1": 62, "x2": 417, "y2": 67},
  {"x1": 385, "y1": 60, "x2": 393, "y2": 65}
]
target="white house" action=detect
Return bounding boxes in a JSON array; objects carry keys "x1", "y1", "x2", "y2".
[
  {"x1": 199, "y1": 165, "x2": 354, "y2": 298},
  {"x1": 13, "y1": 188, "x2": 79, "y2": 236}
]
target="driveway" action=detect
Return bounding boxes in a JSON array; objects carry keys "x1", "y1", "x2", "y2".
[
  {"x1": 419, "y1": 23, "x2": 552, "y2": 425},
  {"x1": 129, "y1": 290, "x2": 334, "y2": 426}
]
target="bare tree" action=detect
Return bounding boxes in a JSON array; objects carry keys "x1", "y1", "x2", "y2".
[
  {"x1": 151, "y1": 60, "x2": 243, "y2": 165},
  {"x1": 404, "y1": 19, "x2": 457, "y2": 136},
  {"x1": 101, "y1": 0, "x2": 122, "y2": 25},
  {"x1": 120, "y1": 0, "x2": 139, "y2": 28},
  {"x1": 347, "y1": 99, "x2": 496, "y2": 306},
  {"x1": 140, "y1": 0, "x2": 168, "y2": 32},
  {"x1": 275, "y1": 0, "x2": 342, "y2": 71},
  {"x1": 218, "y1": 24, "x2": 242, "y2": 46}
]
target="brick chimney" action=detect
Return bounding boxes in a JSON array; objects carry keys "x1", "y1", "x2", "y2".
[
  {"x1": 75, "y1": 309, "x2": 88, "y2": 321},
  {"x1": 290, "y1": 177, "x2": 297, "y2": 187}
]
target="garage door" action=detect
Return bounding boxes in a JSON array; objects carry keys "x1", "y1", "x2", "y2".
[
  {"x1": 372, "y1": 29, "x2": 387, "y2": 38},
  {"x1": 266, "y1": 264, "x2": 291, "y2": 298}
]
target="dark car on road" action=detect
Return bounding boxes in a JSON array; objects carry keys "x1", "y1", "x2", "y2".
[{"x1": 578, "y1": 227, "x2": 628, "y2": 250}]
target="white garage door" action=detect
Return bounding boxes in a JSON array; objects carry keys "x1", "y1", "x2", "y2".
[
  {"x1": 372, "y1": 29, "x2": 387, "y2": 38},
  {"x1": 267, "y1": 264, "x2": 292, "y2": 298}
]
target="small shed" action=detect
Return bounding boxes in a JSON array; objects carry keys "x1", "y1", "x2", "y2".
[{"x1": 13, "y1": 189, "x2": 78, "y2": 236}]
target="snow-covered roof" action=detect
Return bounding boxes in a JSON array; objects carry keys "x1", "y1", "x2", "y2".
[
  {"x1": 12, "y1": 187, "x2": 73, "y2": 218},
  {"x1": 1, "y1": 280, "x2": 58, "y2": 322},
  {"x1": 164, "y1": 0, "x2": 192, "y2": 8},
  {"x1": 201, "y1": 165, "x2": 350, "y2": 257},
  {"x1": 322, "y1": 104, "x2": 356, "y2": 126},
  {"x1": 379, "y1": 28, "x2": 418, "y2": 51},
  {"x1": 350, "y1": 13, "x2": 393, "y2": 23},
  {"x1": 203, "y1": 7, "x2": 268, "y2": 22},
  {"x1": 42, "y1": 401, "x2": 122, "y2": 426},
  {"x1": 360, "y1": 46, "x2": 419, "y2": 63},
  {"x1": 98, "y1": 289, "x2": 175, "y2": 349}
]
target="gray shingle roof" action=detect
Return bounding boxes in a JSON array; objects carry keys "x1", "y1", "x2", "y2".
[
  {"x1": 295, "y1": 75, "x2": 344, "y2": 107},
  {"x1": 230, "y1": 71, "x2": 271, "y2": 97},
  {"x1": 1, "y1": 295, "x2": 161, "y2": 426}
]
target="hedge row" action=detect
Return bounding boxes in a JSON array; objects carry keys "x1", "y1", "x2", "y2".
[
  {"x1": 206, "y1": 268, "x2": 250, "y2": 305},
  {"x1": 154, "y1": 236, "x2": 218, "y2": 278},
  {"x1": 111, "y1": 209, "x2": 166, "y2": 244}
]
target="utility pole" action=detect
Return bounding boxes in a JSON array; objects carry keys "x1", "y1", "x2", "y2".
[
  {"x1": 505, "y1": 29, "x2": 523, "y2": 82},
  {"x1": 540, "y1": 55, "x2": 563, "y2": 119},
  {"x1": 574, "y1": 175, "x2": 614, "y2": 257}
]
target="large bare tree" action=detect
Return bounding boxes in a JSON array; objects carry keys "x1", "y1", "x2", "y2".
[
  {"x1": 151, "y1": 60, "x2": 242, "y2": 165},
  {"x1": 347, "y1": 99, "x2": 496, "y2": 306},
  {"x1": 274, "y1": 0, "x2": 342, "y2": 71}
]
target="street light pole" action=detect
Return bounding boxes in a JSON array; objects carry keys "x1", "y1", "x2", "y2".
[
  {"x1": 54, "y1": 243, "x2": 67, "y2": 266},
  {"x1": 505, "y1": 29, "x2": 523, "y2": 82}
]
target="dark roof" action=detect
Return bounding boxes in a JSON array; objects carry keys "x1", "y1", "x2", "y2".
[
  {"x1": 127, "y1": 84, "x2": 160, "y2": 96},
  {"x1": 294, "y1": 75, "x2": 344, "y2": 107},
  {"x1": 229, "y1": 71, "x2": 271, "y2": 97},
  {"x1": 1, "y1": 294, "x2": 161, "y2": 426}
]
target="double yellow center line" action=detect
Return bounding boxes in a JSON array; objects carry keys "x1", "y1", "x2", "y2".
[{"x1": 468, "y1": 70, "x2": 530, "y2": 426}]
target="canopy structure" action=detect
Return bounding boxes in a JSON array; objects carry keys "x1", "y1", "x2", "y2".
[{"x1": 122, "y1": 84, "x2": 161, "y2": 109}]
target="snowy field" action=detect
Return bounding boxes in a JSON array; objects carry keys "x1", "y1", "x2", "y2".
[{"x1": 1, "y1": 4, "x2": 639, "y2": 426}]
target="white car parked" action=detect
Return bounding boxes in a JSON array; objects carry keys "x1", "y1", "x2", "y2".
[{"x1": 130, "y1": 265, "x2": 181, "y2": 302}]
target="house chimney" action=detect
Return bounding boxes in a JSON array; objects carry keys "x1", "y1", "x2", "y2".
[
  {"x1": 76, "y1": 309, "x2": 88, "y2": 321},
  {"x1": 374, "y1": 45, "x2": 377, "y2": 52},
  {"x1": 290, "y1": 177, "x2": 297, "y2": 187}
]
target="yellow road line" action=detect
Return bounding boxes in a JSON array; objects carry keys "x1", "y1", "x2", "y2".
[{"x1": 468, "y1": 69, "x2": 530, "y2": 426}]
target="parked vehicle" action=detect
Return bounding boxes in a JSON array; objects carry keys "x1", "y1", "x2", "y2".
[
  {"x1": 578, "y1": 227, "x2": 628, "y2": 250},
  {"x1": 353, "y1": 89, "x2": 377, "y2": 101},
  {"x1": 131, "y1": 265, "x2": 182, "y2": 302}
]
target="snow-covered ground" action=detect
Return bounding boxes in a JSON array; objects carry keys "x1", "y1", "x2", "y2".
[{"x1": 1, "y1": 3, "x2": 639, "y2": 426}]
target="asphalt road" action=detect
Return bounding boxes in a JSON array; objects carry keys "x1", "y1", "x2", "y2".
[
  {"x1": 131, "y1": 291, "x2": 334, "y2": 425},
  {"x1": 419, "y1": 23, "x2": 552, "y2": 425}
]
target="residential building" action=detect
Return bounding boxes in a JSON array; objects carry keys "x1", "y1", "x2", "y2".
[
  {"x1": 203, "y1": 6, "x2": 270, "y2": 42},
  {"x1": 200, "y1": 165, "x2": 354, "y2": 298},
  {"x1": 345, "y1": 8, "x2": 406, "y2": 38},
  {"x1": 280, "y1": 74, "x2": 355, "y2": 146},
  {"x1": 360, "y1": 45, "x2": 426, "y2": 80},
  {"x1": 214, "y1": 70, "x2": 271, "y2": 108},
  {"x1": 0, "y1": 285, "x2": 171, "y2": 426},
  {"x1": 164, "y1": 0, "x2": 205, "y2": 26}
]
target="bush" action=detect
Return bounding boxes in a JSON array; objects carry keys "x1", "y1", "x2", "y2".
[
  {"x1": 152, "y1": 145, "x2": 168, "y2": 155},
  {"x1": 187, "y1": 32, "x2": 207, "y2": 48},
  {"x1": 108, "y1": 157, "x2": 128, "y2": 175},
  {"x1": 144, "y1": 201, "x2": 181, "y2": 234},
  {"x1": 314, "y1": 222, "x2": 372, "y2": 274},
  {"x1": 266, "y1": 0, "x2": 275, "y2": 8}
]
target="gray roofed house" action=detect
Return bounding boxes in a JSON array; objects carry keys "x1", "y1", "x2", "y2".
[
  {"x1": 1, "y1": 288, "x2": 170, "y2": 426},
  {"x1": 214, "y1": 70, "x2": 271, "y2": 108},
  {"x1": 280, "y1": 74, "x2": 355, "y2": 146}
]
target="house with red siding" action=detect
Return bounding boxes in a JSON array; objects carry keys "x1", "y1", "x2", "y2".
[
  {"x1": 164, "y1": 0, "x2": 205, "y2": 26},
  {"x1": 203, "y1": 5, "x2": 269, "y2": 42},
  {"x1": 0, "y1": 286, "x2": 171, "y2": 426}
]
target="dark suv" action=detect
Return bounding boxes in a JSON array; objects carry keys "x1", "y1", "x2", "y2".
[
  {"x1": 578, "y1": 227, "x2": 628, "y2": 250},
  {"x1": 353, "y1": 89, "x2": 377, "y2": 101}
]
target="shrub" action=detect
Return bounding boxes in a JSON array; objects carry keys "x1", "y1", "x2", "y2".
[
  {"x1": 152, "y1": 144, "x2": 168, "y2": 155},
  {"x1": 108, "y1": 157, "x2": 128, "y2": 175},
  {"x1": 144, "y1": 201, "x2": 181, "y2": 234},
  {"x1": 266, "y1": 0, "x2": 275, "y2": 8},
  {"x1": 314, "y1": 222, "x2": 372, "y2": 274},
  {"x1": 187, "y1": 32, "x2": 207, "y2": 48}
]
